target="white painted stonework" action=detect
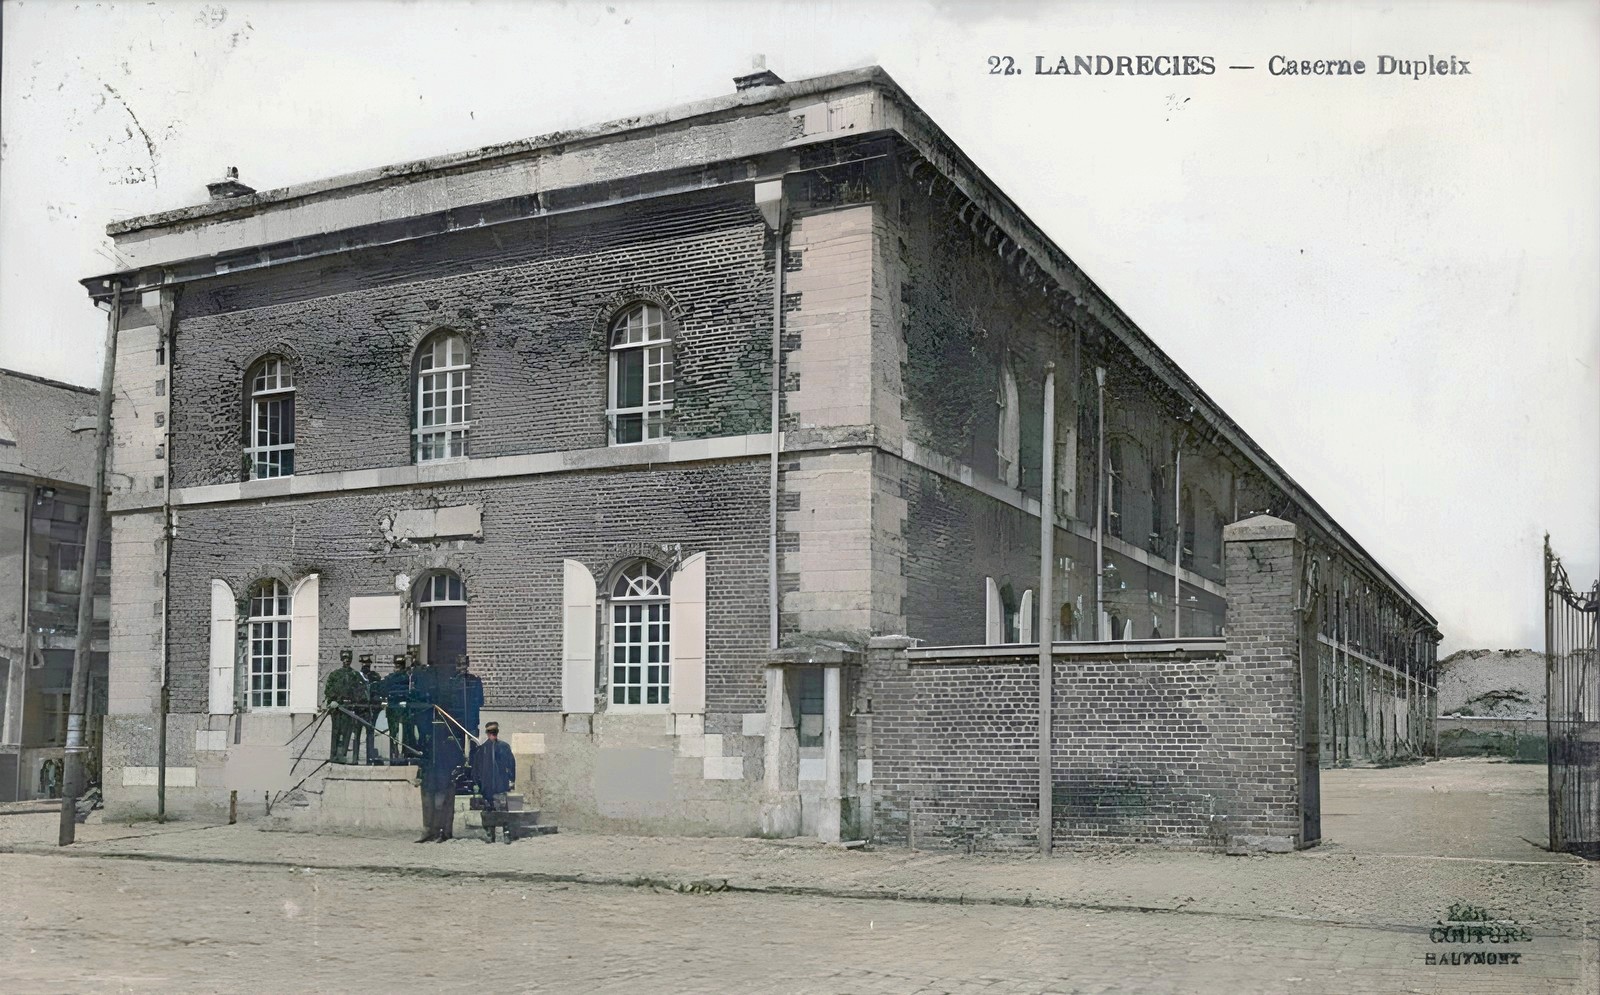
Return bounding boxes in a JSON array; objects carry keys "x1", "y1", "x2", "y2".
[
  {"x1": 386, "y1": 504, "x2": 483, "y2": 542},
  {"x1": 194, "y1": 729, "x2": 227, "y2": 752},
  {"x1": 668, "y1": 552, "x2": 707, "y2": 715},
  {"x1": 348, "y1": 594, "x2": 403, "y2": 632},
  {"x1": 703, "y1": 755, "x2": 744, "y2": 780},
  {"x1": 561, "y1": 560, "x2": 597, "y2": 714},
  {"x1": 287, "y1": 574, "x2": 321, "y2": 714},
  {"x1": 122, "y1": 766, "x2": 197, "y2": 788},
  {"x1": 510, "y1": 732, "x2": 545, "y2": 755},
  {"x1": 207, "y1": 579, "x2": 236, "y2": 715}
]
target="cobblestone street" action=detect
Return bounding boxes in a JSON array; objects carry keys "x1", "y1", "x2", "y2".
[{"x1": 2, "y1": 760, "x2": 1595, "y2": 994}]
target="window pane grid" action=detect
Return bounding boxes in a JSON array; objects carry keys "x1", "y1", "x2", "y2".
[
  {"x1": 247, "y1": 580, "x2": 291, "y2": 710},
  {"x1": 247, "y1": 359, "x2": 295, "y2": 480},
  {"x1": 418, "y1": 572, "x2": 466, "y2": 607},
  {"x1": 611, "y1": 601, "x2": 671, "y2": 707},
  {"x1": 416, "y1": 334, "x2": 472, "y2": 462},
  {"x1": 609, "y1": 304, "x2": 673, "y2": 444}
]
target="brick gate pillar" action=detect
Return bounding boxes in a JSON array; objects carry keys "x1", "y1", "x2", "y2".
[{"x1": 1220, "y1": 514, "x2": 1315, "y2": 852}]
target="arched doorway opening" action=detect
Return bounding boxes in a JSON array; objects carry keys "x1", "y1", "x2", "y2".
[{"x1": 415, "y1": 571, "x2": 467, "y2": 668}]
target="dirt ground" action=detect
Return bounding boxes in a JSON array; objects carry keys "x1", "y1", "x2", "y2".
[
  {"x1": 1, "y1": 758, "x2": 1594, "y2": 994},
  {"x1": 1320, "y1": 757, "x2": 1558, "y2": 860}
]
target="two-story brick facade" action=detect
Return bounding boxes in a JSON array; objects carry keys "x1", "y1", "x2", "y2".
[{"x1": 82, "y1": 66, "x2": 1440, "y2": 850}]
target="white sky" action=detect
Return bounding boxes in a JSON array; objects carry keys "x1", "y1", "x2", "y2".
[{"x1": 1, "y1": 0, "x2": 1596, "y2": 653}]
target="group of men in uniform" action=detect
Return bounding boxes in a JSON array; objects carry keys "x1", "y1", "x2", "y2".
[{"x1": 322, "y1": 648, "x2": 512, "y2": 843}]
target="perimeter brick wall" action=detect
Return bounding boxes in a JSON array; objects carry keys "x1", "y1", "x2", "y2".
[{"x1": 864, "y1": 514, "x2": 1309, "y2": 852}]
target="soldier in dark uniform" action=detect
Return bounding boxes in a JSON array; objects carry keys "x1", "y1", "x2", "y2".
[
  {"x1": 414, "y1": 655, "x2": 467, "y2": 842},
  {"x1": 470, "y1": 721, "x2": 516, "y2": 843},
  {"x1": 458, "y1": 655, "x2": 484, "y2": 739},
  {"x1": 324, "y1": 650, "x2": 364, "y2": 764},
  {"x1": 357, "y1": 654, "x2": 383, "y2": 763},
  {"x1": 380, "y1": 655, "x2": 411, "y2": 763},
  {"x1": 403, "y1": 645, "x2": 423, "y2": 764}
]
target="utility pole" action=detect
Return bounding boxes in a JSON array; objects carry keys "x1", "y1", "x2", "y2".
[
  {"x1": 1037, "y1": 363, "x2": 1056, "y2": 856},
  {"x1": 1173, "y1": 438, "x2": 1182, "y2": 638},
  {"x1": 1093, "y1": 365, "x2": 1106, "y2": 641},
  {"x1": 60, "y1": 281, "x2": 120, "y2": 845}
]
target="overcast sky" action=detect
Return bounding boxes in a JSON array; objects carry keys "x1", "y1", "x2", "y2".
[{"x1": 1, "y1": 0, "x2": 1596, "y2": 653}]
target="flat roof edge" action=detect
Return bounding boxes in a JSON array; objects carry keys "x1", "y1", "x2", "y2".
[
  {"x1": 106, "y1": 66, "x2": 894, "y2": 237},
  {"x1": 0, "y1": 367, "x2": 100, "y2": 395}
]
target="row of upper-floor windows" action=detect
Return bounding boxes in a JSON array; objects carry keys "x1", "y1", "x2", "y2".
[{"x1": 242, "y1": 302, "x2": 675, "y2": 480}]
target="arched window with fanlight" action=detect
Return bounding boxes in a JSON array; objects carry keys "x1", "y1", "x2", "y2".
[
  {"x1": 414, "y1": 331, "x2": 472, "y2": 462},
  {"x1": 608, "y1": 303, "x2": 674, "y2": 444},
  {"x1": 608, "y1": 560, "x2": 672, "y2": 708},
  {"x1": 247, "y1": 579, "x2": 292, "y2": 710},
  {"x1": 245, "y1": 357, "x2": 295, "y2": 479}
]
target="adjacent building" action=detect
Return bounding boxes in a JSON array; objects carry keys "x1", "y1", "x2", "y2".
[
  {"x1": 0, "y1": 368, "x2": 111, "y2": 801},
  {"x1": 80, "y1": 66, "x2": 1441, "y2": 851}
]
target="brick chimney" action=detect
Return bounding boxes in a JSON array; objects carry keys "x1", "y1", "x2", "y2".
[
  {"x1": 734, "y1": 54, "x2": 784, "y2": 92},
  {"x1": 206, "y1": 166, "x2": 256, "y2": 202}
]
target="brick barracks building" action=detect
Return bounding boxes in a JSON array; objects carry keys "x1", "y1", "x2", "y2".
[{"x1": 82, "y1": 66, "x2": 1440, "y2": 852}]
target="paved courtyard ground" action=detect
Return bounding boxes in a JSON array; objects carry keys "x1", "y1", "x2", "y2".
[{"x1": 1, "y1": 758, "x2": 1594, "y2": 994}]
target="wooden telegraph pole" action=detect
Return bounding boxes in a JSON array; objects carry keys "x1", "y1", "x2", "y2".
[{"x1": 59, "y1": 281, "x2": 120, "y2": 845}]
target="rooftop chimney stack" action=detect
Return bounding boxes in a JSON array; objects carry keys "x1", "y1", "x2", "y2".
[
  {"x1": 206, "y1": 166, "x2": 256, "y2": 202},
  {"x1": 734, "y1": 55, "x2": 784, "y2": 92}
]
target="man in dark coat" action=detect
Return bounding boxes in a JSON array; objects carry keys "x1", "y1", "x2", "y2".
[
  {"x1": 470, "y1": 721, "x2": 517, "y2": 843},
  {"x1": 414, "y1": 657, "x2": 467, "y2": 842}
]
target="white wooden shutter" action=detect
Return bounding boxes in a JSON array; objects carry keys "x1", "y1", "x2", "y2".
[
  {"x1": 561, "y1": 559, "x2": 597, "y2": 714},
  {"x1": 984, "y1": 577, "x2": 1003, "y2": 645},
  {"x1": 1018, "y1": 589, "x2": 1034, "y2": 645},
  {"x1": 669, "y1": 552, "x2": 707, "y2": 715},
  {"x1": 208, "y1": 579, "x2": 237, "y2": 715},
  {"x1": 288, "y1": 574, "x2": 321, "y2": 714}
]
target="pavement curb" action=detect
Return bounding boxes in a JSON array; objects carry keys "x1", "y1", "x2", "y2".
[{"x1": 0, "y1": 841, "x2": 1456, "y2": 937}]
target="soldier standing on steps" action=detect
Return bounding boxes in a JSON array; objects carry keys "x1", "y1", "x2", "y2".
[
  {"x1": 381, "y1": 654, "x2": 411, "y2": 764},
  {"x1": 414, "y1": 655, "x2": 465, "y2": 842},
  {"x1": 358, "y1": 654, "x2": 383, "y2": 763},
  {"x1": 470, "y1": 721, "x2": 516, "y2": 843},
  {"x1": 324, "y1": 650, "x2": 363, "y2": 764}
]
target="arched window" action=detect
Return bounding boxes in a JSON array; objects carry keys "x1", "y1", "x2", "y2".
[
  {"x1": 1106, "y1": 439, "x2": 1124, "y2": 540},
  {"x1": 415, "y1": 571, "x2": 467, "y2": 668},
  {"x1": 609, "y1": 560, "x2": 671, "y2": 708},
  {"x1": 1149, "y1": 463, "x2": 1167, "y2": 553},
  {"x1": 414, "y1": 331, "x2": 472, "y2": 462},
  {"x1": 608, "y1": 303, "x2": 674, "y2": 444},
  {"x1": 1180, "y1": 486, "x2": 1196, "y2": 569},
  {"x1": 247, "y1": 579, "x2": 292, "y2": 710},
  {"x1": 996, "y1": 365, "x2": 1020, "y2": 488},
  {"x1": 245, "y1": 357, "x2": 295, "y2": 479}
]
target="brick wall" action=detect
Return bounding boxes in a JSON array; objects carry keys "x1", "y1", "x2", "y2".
[
  {"x1": 863, "y1": 514, "x2": 1310, "y2": 853},
  {"x1": 169, "y1": 187, "x2": 774, "y2": 488},
  {"x1": 1216, "y1": 516, "x2": 1307, "y2": 846},
  {"x1": 862, "y1": 645, "x2": 1041, "y2": 849},
  {"x1": 165, "y1": 461, "x2": 771, "y2": 716}
]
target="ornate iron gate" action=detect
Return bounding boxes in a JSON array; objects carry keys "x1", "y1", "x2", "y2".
[{"x1": 1545, "y1": 536, "x2": 1599, "y2": 859}]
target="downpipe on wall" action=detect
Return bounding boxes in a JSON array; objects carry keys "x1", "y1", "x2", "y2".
[
  {"x1": 1037, "y1": 363, "x2": 1056, "y2": 856},
  {"x1": 755, "y1": 178, "x2": 785, "y2": 651}
]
